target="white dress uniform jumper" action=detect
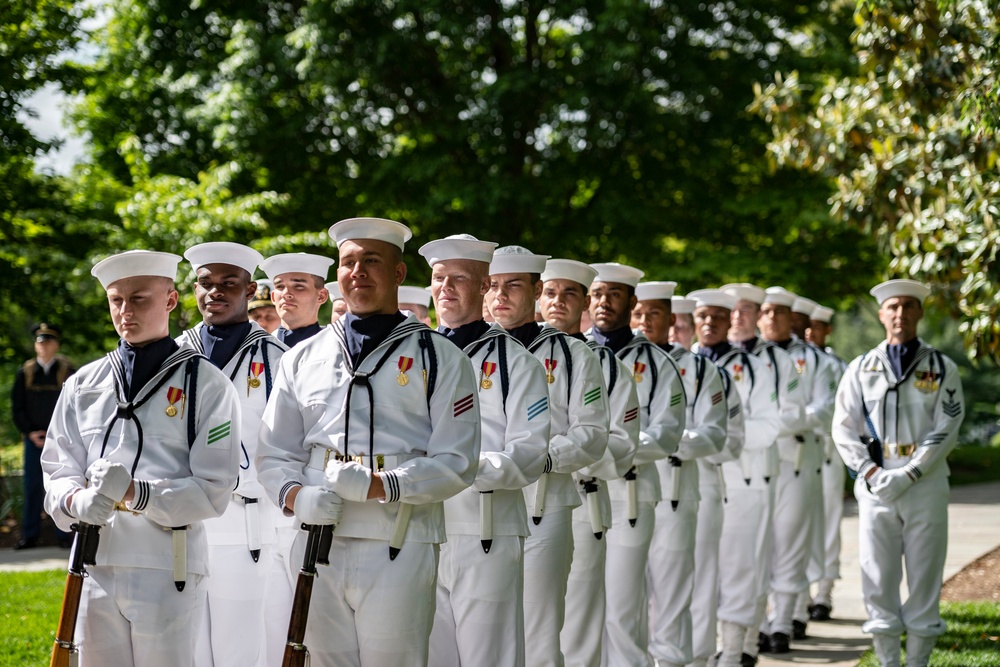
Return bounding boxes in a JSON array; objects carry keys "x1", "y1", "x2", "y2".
[
  {"x1": 833, "y1": 339, "x2": 963, "y2": 667},
  {"x1": 42, "y1": 342, "x2": 241, "y2": 667},
  {"x1": 646, "y1": 344, "x2": 728, "y2": 667},
  {"x1": 177, "y1": 321, "x2": 288, "y2": 667},
  {"x1": 257, "y1": 314, "x2": 481, "y2": 667},
  {"x1": 429, "y1": 322, "x2": 551, "y2": 667}
]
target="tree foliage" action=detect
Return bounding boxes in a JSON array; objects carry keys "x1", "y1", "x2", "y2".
[{"x1": 752, "y1": 0, "x2": 1000, "y2": 361}]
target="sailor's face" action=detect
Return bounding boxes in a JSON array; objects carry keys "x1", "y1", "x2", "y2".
[
  {"x1": 249, "y1": 305, "x2": 281, "y2": 333},
  {"x1": 272, "y1": 272, "x2": 328, "y2": 329},
  {"x1": 338, "y1": 239, "x2": 405, "y2": 317},
  {"x1": 589, "y1": 282, "x2": 636, "y2": 332},
  {"x1": 879, "y1": 296, "x2": 923, "y2": 342},
  {"x1": 431, "y1": 259, "x2": 488, "y2": 329},
  {"x1": 107, "y1": 276, "x2": 178, "y2": 347},
  {"x1": 194, "y1": 263, "x2": 255, "y2": 327},
  {"x1": 758, "y1": 303, "x2": 792, "y2": 342},
  {"x1": 633, "y1": 299, "x2": 673, "y2": 345},
  {"x1": 729, "y1": 300, "x2": 759, "y2": 340},
  {"x1": 486, "y1": 273, "x2": 541, "y2": 329},
  {"x1": 670, "y1": 313, "x2": 695, "y2": 350},
  {"x1": 540, "y1": 279, "x2": 589, "y2": 333},
  {"x1": 695, "y1": 306, "x2": 731, "y2": 347}
]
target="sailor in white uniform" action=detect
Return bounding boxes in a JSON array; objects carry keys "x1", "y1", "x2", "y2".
[
  {"x1": 177, "y1": 242, "x2": 288, "y2": 667},
  {"x1": 692, "y1": 288, "x2": 780, "y2": 667},
  {"x1": 42, "y1": 250, "x2": 241, "y2": 667},
  {"x1": 421, "y1": 235, "x2": 550, "y2": 667},
  {"x1": 260, "y1": 252, "x2": 334, "y2": 347},
  {"x1": 540, "y1": 259, "x2": 638, "y2": 667},
  {"x1": 721, "y1": 283, "x2": 805, "y2": 662},
  {"x1": 587, "y1": 264, "x2": 686, "y2": 667},
  {"x1": 633, "y1": 282, "x2": 728, "y2": 667},
  {"x1": 257, "y1": 218, "x2": 482, "y2": 667},
  {"x1": 487, "y1": 246, "x2": 610, "y2": 667},
  {"x1": 804, "y1": 304, "x2": 848, "y2": 621},
  {"x1": 668, "y1": 297, "x2": 696, "y2": 352},
  {"x1": 833, "y1": 279, "x2": 964, "y2": 667}
]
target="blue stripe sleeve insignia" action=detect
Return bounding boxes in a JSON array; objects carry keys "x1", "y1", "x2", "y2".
[{"x1": 527, "y1": 396, "x2": 549, "y2": 421}]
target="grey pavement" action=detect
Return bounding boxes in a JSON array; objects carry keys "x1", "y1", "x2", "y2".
[
  {"x1": 758, "y1": 479, "x2": 1000, "y2": 667},
  {"x1": 1, "y1": 481, "x2": 998, "y2": 666}
]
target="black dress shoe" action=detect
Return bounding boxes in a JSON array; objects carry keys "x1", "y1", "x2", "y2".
[
  {"x1": 741, "y1": 652, "x2": 758, "y2": 667},
  {"x1": 809, "y1": 603, "x2": 832, "y2": 621},
  {"x1": 770, "y1": 631, "x2": 791, "y2": 653},
  {"x1": 13, "y1": 538, "x2": 38, "y2": 550},
  {"x1": 758, "y1": 631, "x2": 771, "y2": 653},
  {"x1": 792, "y1": 619, "x2": 807, "y2": 639}
]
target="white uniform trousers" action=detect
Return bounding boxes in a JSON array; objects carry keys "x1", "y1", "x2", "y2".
[
  {"x1": 195, "y1": 543, "x2": 273, "y2": 666},
  {"x1": 429, "y1": 534, "x2": 525, "y2": 667},
  {"x1": 795, "y1": 461, "x2": 828, "y2": 623},
  {"x1": 264, "y1": 521, "x2": 298, "y2": 667},
  {"x1": 765, "y1": 459, "x2": 820, "y2": 635},
  {"x1": 813, "y1": 455, "x2": 846, "y2": 605},
  {"x1": 716, "y1": 484, "x2": 766, "y2": 627},
  {"x1": 856, "y1": 475, "x2": 949, "y2": 638},
  {"x1": 602, "y1": 500, "x2": 655, "y2": 667},
  {"x1": 523, "y1": 506, "x2": 574, "y2": 667},
  {"x1": 688, "y1": 484, "x2": 723, "y2": 666},
  {"x1": 562, "y1": 505, "x2": 608, "y2": 667},
  {"x1": 646, "y1": 500, "x2": 698, "y2": 666},
  {"x1": 293, "y1": 534, "x2": 439, "y2": 667},
  {"x1": 744, "y1": 479, "x2": 775, "y2": 657},
  {"x1": 77, "y1": 565, "x2": 206, "y2": 667}
]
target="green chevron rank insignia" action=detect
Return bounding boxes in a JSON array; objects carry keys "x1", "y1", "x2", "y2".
[
  {"x1": 787, "y1": 378, "x2": 799, "y2": 392},
  {"x1": 207, "y1": 420, "x2": 232, "y2": 449},
  {"x1": 583, "y1": 386, "x2": 602, "y2": 406},
  {"x1": 670, "y1": 392, "x2": 683, "y2": 407}
]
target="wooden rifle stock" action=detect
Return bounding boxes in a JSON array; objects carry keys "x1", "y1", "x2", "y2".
[
  {"x1": 51, "y1": 523, "x2": 100, "y2": 667},
  {"x1": 282, "y1": 523, "x2": 333, "y2": 667}
]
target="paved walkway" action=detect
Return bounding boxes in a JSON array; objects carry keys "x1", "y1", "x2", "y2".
[
  {"x1": 2, "y1": 481, "x2": 998, "y2": 666},
  {"x1": 757, "y1": 479, "x2": 1000, "y2": 666}
]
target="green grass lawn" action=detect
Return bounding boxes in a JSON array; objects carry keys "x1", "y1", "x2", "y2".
[
  {"x1": 0, "y1": 570, "x2": 63, "y2": 667},
  {"x1": 857, "y1": 601, "x2": 1000, "y2": 667}
]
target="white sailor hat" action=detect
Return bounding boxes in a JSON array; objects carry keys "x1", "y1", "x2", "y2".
[
  {"x1": 811, "y1": 305, "x2": 835, "y2": 322},
  {"x1": 671, "y1": 296, "x2": 696, "y2": 315},
  {"x1": 398, "y1": 285, "x2": 432, "y2": 308},
  {"x1": 329, "y1": 217, "x2": 413, "y2": 251},
  {"x1": 635, "y1": 281, "x2": 677, "y2": 301},
  {"x1": 720, "y1": 282, "x2": 766, "y2": 304},
  {"x1": 260, "y1": 253, "x2": 335, "y2": 281},
  {"x1": 184, "y1": 241, "x2": 263, "y2": 276},
  {"x1": 763, "y1": 286, "x2": 797, "y2": 308},
  {"x1": 870, "y1": 279, "x2": 931, "y2": 305},
  {"x1": 91, "y1": 250, "x2": 182, "y2": 289},
  {"x1": 489, "y1": 245, "x2": 550, "y2": 275},
  {"x1": 687, "y1": 289, "x2": 738, "y2": 310},
  {"x1": 323, "y1": 281, "x2": 344, "y2": 301},
  {"x1": 541, "y1": 259, "x2": 599, "y2": 287},
  {"x1": 791, "y1": 296, "x2": 819, "y2": 316},
  {"x1": 590, "y1": 263, "x2": 645, "y2": 288},
  {"x1": 418, "y1": 234, "x2": 498, "y2": 266}
]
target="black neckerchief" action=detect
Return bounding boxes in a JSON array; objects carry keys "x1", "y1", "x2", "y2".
[
  {"x1": 656, "y1": 341, "x2": 675, "y2": 354},
  {"x1": 772, "y1": 338, "x2": 793, "y2": 351},
  {"x1": 569, "y1": 332, "x2": 587, "y2": 343},
  {"x1": 697, "y1": 340, "x2": 733, "y2": 362},
  {"x1": 591, "y1": 326, "x2": 635, "y2": 355},
  {"x1": 200, "y1": 321, "x2": 251, "y2": 368},
  {"x1": 735, "y1": 336, "x2": 759, "y2": 353},
  {"x1": 344, "y1": 311, "x2": 407, "y2": 366},
  {"x1": 886, "y1": 337, "x2": 920, "y2": 379},
  {"x1": 276, "y1": 322, "x2": 322, "y2": 348},
  {"x1": 504, "y1": 321, "x2": 541, "y2": 349},
  {"x1": 438, "y1": 319, "x2": 491, "y2": 350},
  {"x1": 118, "y1": 336, "x2": 180, "y2": 401}
]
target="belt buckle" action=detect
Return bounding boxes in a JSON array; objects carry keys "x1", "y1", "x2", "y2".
[
  {"x1": 375, "y1": 455, "x2": 385, "y2": 472},
  {"x1": 899, "y1": 444, "x2": 915, "y2": 457}
]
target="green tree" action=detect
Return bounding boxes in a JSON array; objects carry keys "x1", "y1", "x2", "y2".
[
  {"x1": 72, "y1": 0, "x2": 878, "y2": 300},
  {"x1": 752, "y1": 0, "x2": 1000, "y2": 360}
]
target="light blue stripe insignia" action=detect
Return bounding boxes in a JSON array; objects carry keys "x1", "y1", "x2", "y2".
[{"x1": 527, "y1": 397, "x2": 548, "y2": 420}]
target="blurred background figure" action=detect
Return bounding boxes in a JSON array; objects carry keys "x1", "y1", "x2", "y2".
[{"x1": 248, "y1": 280, "x2": 281, "y2": 334}]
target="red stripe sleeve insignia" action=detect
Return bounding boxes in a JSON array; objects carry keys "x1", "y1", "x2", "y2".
[{"x1": 454, "y1": 393, "x2": 475, "y2": 418}]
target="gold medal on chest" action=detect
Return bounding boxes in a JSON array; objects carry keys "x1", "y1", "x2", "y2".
[
  {"x1": 397, "y1": 372, "x2": 409, "y2": 386},
  {"x1": 545, "y1": 359, "x2": 557, "y2": 384},
  {"x1": 481, "y1": 377, "x2": 493, "y2": 390},
  {"x1": 480, "y1": 361, "x2": 497, "y2": 391},
  {"x1": 397, "y1": 356, "x2": 414, "y2": 387},
  {"x1": 165, "y1": 386, "x2": 184, "y2": 418},
  {"x1": 165, "y1": 405, "x2": 178, "y2": 417}
]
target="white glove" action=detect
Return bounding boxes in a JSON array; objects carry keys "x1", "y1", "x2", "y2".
[
  {"x1": 871, "y1": 468, "x2": 915, "y2": 502},
  {"x1": 324, "y1": 460, "x2": 373, "y2": 503},
  {"x1": 87, "y1": 459, "x2": 132, "y2": 502},
  {"x1": 293, "y1": 485, "x2": 344, "y2": 526},
  {"x1": 68, "y1": 488, "x2": 116, "y2": 525}
]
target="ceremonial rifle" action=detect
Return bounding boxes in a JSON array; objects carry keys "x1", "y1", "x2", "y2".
[
  {"x1": 282, "y1": 523, "x2": 333, "y2": 667},
  {"x1": 50, "y1": 522, "x2": 101, "y2": 667}
]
